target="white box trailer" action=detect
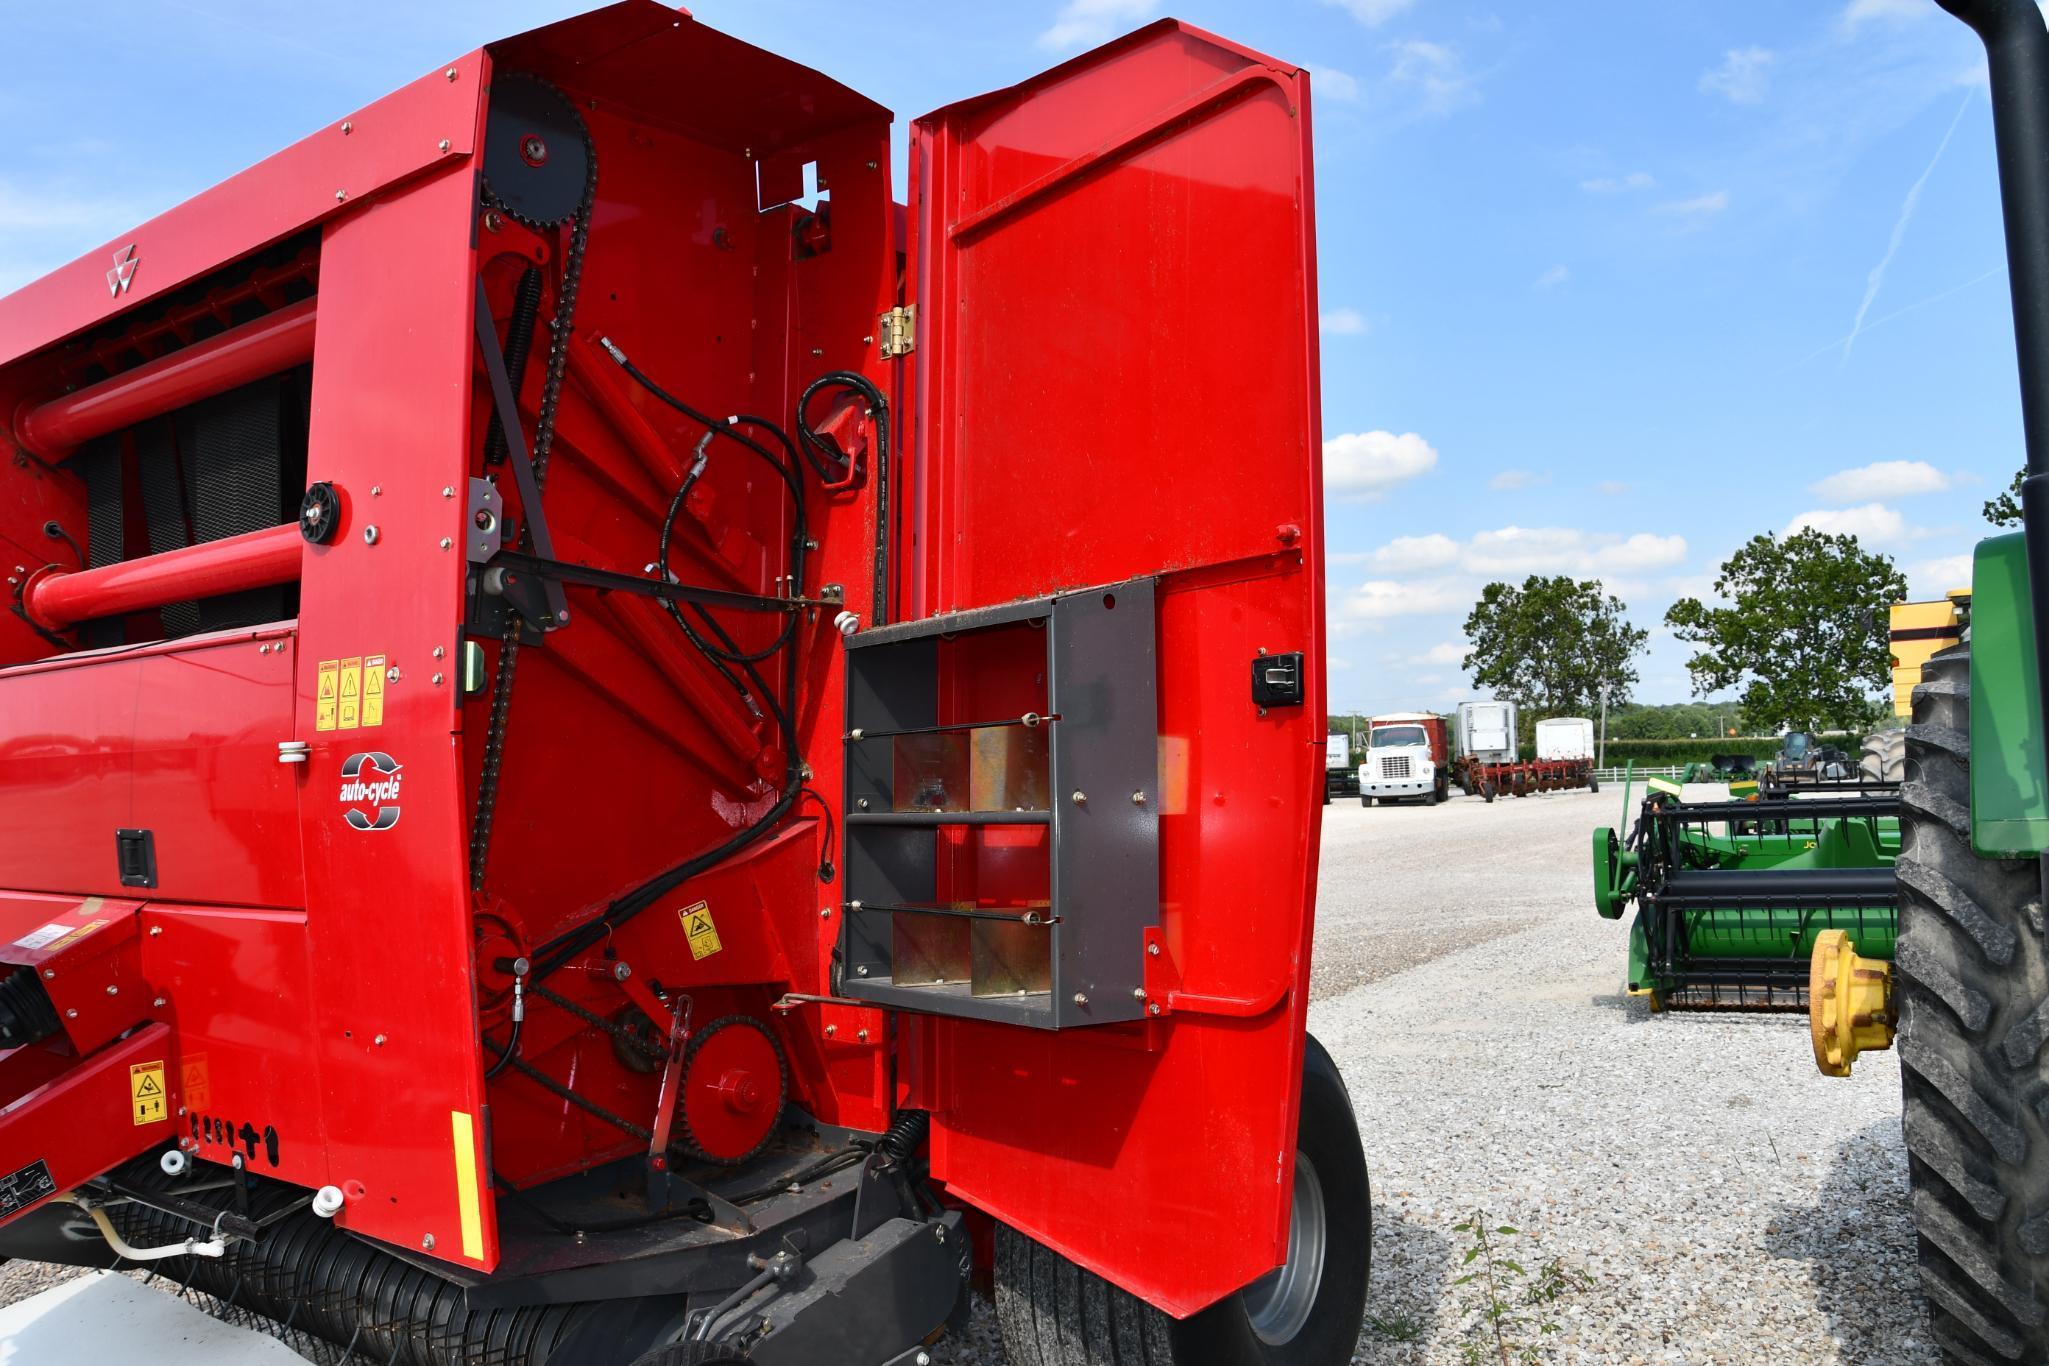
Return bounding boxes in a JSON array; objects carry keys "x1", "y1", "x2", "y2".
[
  {"x1": 1457, "y1": 700, "x2": 1518, "y2": 765},
  {"x1": 1535, "y1": 717, "x2": 1596, "y2": 762}
]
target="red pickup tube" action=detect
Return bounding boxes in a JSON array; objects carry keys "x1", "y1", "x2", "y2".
[
  {"x1": 23, "y1": 524, "x2": 303, "y2": 631},
  {"x1": 13, "y1": 297, "x2": 316, "y2": 458}
]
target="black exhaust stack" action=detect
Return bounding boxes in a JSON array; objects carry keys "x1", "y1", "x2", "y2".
[{"x1": 1940, "y1": 0, "x2": 2049, "y2": 838}]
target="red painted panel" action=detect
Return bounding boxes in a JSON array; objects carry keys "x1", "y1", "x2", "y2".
[
  {"x1": 289, "y1": 146, "x2": 498, "y2": 1265},
  {"x1": 908, "y1": 22, "x2": 1328, "y2": 1317},
  {"x1": 0, "y1": 627, "x2": 303, "y2": 908},
  {"x1": 0, "y1": 1023, "x2": 177, "y2": 1228}
]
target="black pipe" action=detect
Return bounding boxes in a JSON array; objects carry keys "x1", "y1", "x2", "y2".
[{"x1": 1942, "y1": 0, "x2": 2049, "y2": 765}]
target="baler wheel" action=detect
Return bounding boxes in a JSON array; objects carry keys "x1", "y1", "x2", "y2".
[
  {"x1": 1893, "y1": 646, "x2": 2049, "y2": 1363},
  {"x1": 992, "y1": 1034, "x2": 1369, "y2": 1365}
]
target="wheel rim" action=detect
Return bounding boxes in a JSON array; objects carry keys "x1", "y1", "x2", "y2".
[{"x1": 1242, "y1": 1151, "x2": 1326, "y2": 1345}]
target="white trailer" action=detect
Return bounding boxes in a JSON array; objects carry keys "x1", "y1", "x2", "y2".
[
  {"x1": 1534, "y1": 717, "x2": 1596, "y2": 762},
  {"x1": 1457, "y1": 700, "x2": 1518, "y2": 765}
]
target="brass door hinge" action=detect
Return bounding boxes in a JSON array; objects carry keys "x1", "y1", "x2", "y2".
[{"x1": 877, "y1": 305, "x2": 915, "y2": 358}]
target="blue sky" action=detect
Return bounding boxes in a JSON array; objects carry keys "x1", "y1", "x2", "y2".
[{"x1": 0, "y1": 0, "x2": 2023, "y2": 714}]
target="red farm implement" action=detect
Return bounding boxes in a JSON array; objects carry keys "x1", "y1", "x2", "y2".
[{"x1": 0, "y1": 7, "x2": 1368, "y2": 1364}]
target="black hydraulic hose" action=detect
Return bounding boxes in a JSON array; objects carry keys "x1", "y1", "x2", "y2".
[
  {"x1": 1937, "y1": 0, "x2": 2049, "y2": 911},
  {"x1": 797, "y1": 371, "x2": 891, "y2": 627},
  {"x1": 530, "y1": 343, "x2": 810, "y2": 984},
  {"x1": 484, "y1": 267, "x2": 545, "y2": 466}
]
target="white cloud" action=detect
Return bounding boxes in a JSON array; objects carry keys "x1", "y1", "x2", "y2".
[
  {"x1": 1533, "y1": 264, "x2": 1570, "y2": 291},
  {"x1": 1462, "y1": 527, "x2": 1687, "y2": 576},
  {"x1": 1655, "y1": 190, "x2": 1730, "y2": 222},
  {"x1": 1331, "y1": 578, "x2": 1471, "y2": 625},
  {"x1": 1911, "y1": 553, "x2": 1974, "y2": 595},
  {"x1": 1322, "y1": 0, "x2": 1417, "y2": 27},
  {"x1": 1700, "y1": 48, "x2": 1775, "y2": 105},
  {"x1": 1809, "y1": 459, "x2": 1951, "y2": 504},
  {"x1": 1317, "y1": 67, "x2": 1362, "y2": 103},
  {"x1": 1785, "y1": 502, "x2": 1913, "y2": 543},
  {"x1": 1842, "y1": 89, "x2": 1974, "y2": 364},
  {"x1": 1580, "y1": 171, "x2": 1656, "y2": 194},
  {"x1": 1324, "y1": 430, "x2": 1439, "y2": 499},
  {"x1": 1037, "y1": 0, "x2": 1155, "y2": 50},
  {"x1": 1417, "y1": 641, "x2": 1467, "y2": 666},
  {"x1": 1841, "y1": 0, "x2": 1927, "y2": 29},
  {"x1": 1360, "y1": 525, "x2": 1687, "y2": 580},
  {"x1": 1488, "y1": 469, "x2": 1551, "y2": 490},
  {"x1": 1387, "y1": 40, "x2": 1476, "y2": 116},
  {"x1": 1371, "y1": 533, "x2": 1460, "y2": 572},
  {"x1": 1320, "y1": 307, "x2": 1369, "y2": 335}
]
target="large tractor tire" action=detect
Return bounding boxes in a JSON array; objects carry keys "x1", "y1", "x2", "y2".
[
  {"x1": 994, "y1": 1035, "x2": 1370, "y2": 1366},
  {"x1": 1863, "y1": 728, "x2": 1906, "y2": 784},
  {"x1": 1895, "y1": 646, "x2": 2049, "y2": 1363}
]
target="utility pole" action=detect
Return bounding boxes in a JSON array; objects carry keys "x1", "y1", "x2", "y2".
[{"x1": 1598, "y1": 680, "x2": 1610, "y2": 768}]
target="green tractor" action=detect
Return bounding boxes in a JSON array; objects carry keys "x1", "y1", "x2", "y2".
[{"x1": 1768, "y1": 2, "x2": 2049, "y2": 1358}]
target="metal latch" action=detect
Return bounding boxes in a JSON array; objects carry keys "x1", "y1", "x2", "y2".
[
  {"x1": 877, "y1": 305, "x2": 915, "y2": 358},
  {"x1": 277, "y1": 740, "x2": 310, "y2": 765}
]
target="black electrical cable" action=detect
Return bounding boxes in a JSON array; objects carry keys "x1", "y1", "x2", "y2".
[{"x1": 797, "y1": 787, "x2": 837, "y2": 882}]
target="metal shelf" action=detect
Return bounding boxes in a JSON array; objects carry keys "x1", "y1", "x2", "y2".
[{"x1": 844, "y1": 810, "x2": 1051, "y2": 827}]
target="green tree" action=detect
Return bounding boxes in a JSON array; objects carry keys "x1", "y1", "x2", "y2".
[
  {"x1": 1665, "y1": 528, "x2": 1906, "y2": 733},
  {"x1": 1987, "y1": 469, "x2": 2022, "y2": 527},
  {"x1": 1461, "y1": 576, "x2": 1647, "y2": 724}
]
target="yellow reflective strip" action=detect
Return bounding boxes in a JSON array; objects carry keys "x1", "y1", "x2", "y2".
[{"x1": 451, "y1": 1110, "x2": 484, "y2": 1260}]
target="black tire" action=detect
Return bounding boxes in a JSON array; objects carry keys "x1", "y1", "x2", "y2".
[
  {"x1": 1864, "y1": 728, "x2": 1907, "y2": 784},
  {"x1": 994, "y1": 1035, "x2": 1369, "y2": 1366},
  {"x1": 1894, "y1": 646, "x2": 2049, "y2": 1363}
]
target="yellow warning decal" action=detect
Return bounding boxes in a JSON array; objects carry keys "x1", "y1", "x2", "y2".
[
  {"x1": 130, "y1": 1060, "x2": 167, "y2": 1126},
  {"x1": 1646, "y1": 775, "x2": 1682, "y2": 797},
  {"x1": 338, "y1": 657, "x2": 363, "y2": 730},
  {"x1": 362, "y1": 654, "x2": 387, "y2": 728},
  {"x1": 681, "y1": 901, "x2": 723, "y2": 960},
  {"x1": 44, "y1": 919, "x2": 108, "y2": 954},
  {"x1": 450, "y1": 1111, "x2": 484, "y2": 1260},
  {"x1": 316, "y1": 659, "x2": 340, "y2": 732}
]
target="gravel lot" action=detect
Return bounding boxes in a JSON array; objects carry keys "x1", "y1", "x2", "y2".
[{"x1": 3, "y1": 784, "x2": 1932, "y2": 1364}]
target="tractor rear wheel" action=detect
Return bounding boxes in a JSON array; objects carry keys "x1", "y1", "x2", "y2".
[
  {"x1": 1863, "y1": 728, "x2": 1906, "y2": 784},
  {"x1": 1894, "y1": 646, "x2": 2049, "y2": 1363},
  {"x1": 993, "y1": 1035, "x2": 1370, "y2": 1366}
]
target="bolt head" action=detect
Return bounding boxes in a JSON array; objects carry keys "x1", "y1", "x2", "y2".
[
  {"x1": 422, "y1": 1233, "x2": 436, "y2": 1250},
  {"x1": 335, "y1": 189, "x2": 347, "y2": 202},
  {"x1": 149, "y1": 926, "x2": 162, "y2": 937},
  {"x1": 363, "y1": 525, "x2": 379, "y2": 545},
  {"x1": 442, "y1": 486, "x2": 456, "y2": 498},
  {"x1": 386, "y1": 666, "x2": 401, "y2": 683},
  {"x1": 341, "y1": 121, "x2": 352, "y2": 134},
  {"x1": 439, "y1": 537, "x2": 453, "y2": 550},
  {"x1": 1071, "y1": 790, "x2": 1087, "y2": 806},
  {"x1": 1147, "y1": 943, "x2": 1161, "y2": 956},
  {"x1": 856, "y1": 965, "x2": 870, "y2": 977},
  {"x1": 445, "y1": 66, "x2": 458, "y2": 80},
  {"x1": 1072, "y1": 993, "x2": 1088, "y2": 1007},
  {"x1": 105, "y1": 984, "x2": 118, "y2": 996},
  {"x1": 1148, "y1": 1003, "x2": 1162, "y2": 1016},
  {"x1": 154, "y1": 997, "x2": 167, "y2": 1008},
  {"x1": 42, "y1": 969, "x2": 53, "y2": 979},
  {"x1": 373, "y1": 1033, "x2": 387, "y2": 1047},
  {"x1": 65, "y1": 1008, "x2": 76, "y2": 1019},
  {"x1": 438, "y1": 138, "x2": 451, "y2": 152},
  {"x1": 857, "y1": 1028, "x2": 869, "y2": 1041},
  {"x1": 826, "y1": 1024, "x2": 838, "y2": 1037}
]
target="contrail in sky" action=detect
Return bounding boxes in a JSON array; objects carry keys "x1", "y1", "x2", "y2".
[{"x1": 1842, "y1": 87, "x2": 1976, "y2": 367}]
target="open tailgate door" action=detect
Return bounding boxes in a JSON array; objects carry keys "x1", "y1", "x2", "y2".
[{"x1": 902, "y1": 19, "x2": 1327, "y2": 1316}]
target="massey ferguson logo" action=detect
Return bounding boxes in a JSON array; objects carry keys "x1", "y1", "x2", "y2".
[
  {"x1": 106, "y1": 245, "x2": 138, "y2": 298},
  {"x1": 338, "y1": 751, "x2": 402, "y2": 831}
]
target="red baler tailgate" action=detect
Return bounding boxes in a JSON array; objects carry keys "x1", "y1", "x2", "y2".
[{"x1": 909, "y1": 21, "x2": 1326, "y2": 1316}]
